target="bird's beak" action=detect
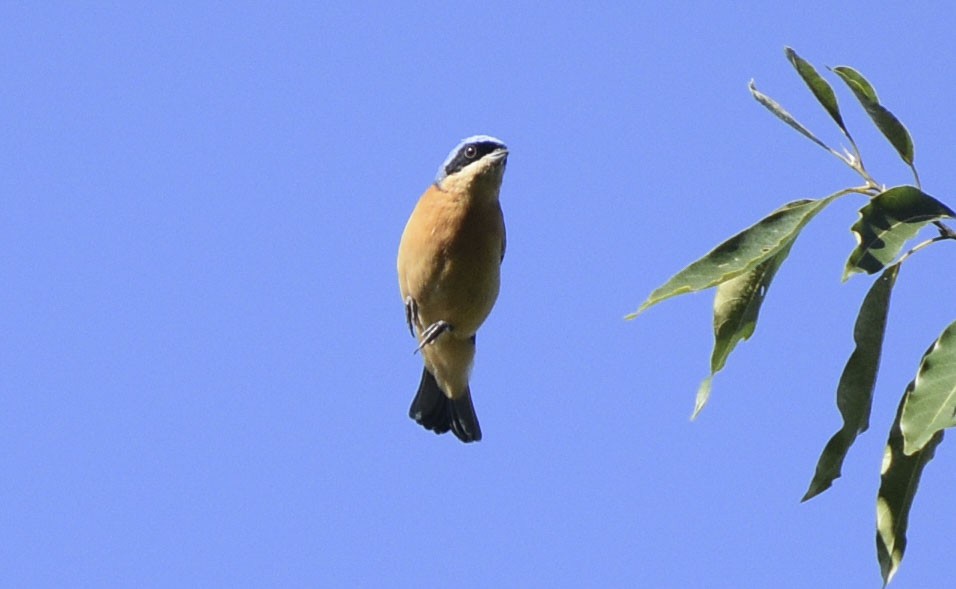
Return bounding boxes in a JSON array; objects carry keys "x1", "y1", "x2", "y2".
[{"x1": 489, "y1": 148, "x2": 509, "y2": 164}]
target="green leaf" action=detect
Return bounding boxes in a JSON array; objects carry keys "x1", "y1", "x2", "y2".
[
  {"x1": 876, "y1": 394, "x2": 943, "y2": 586},
  {"x1": 692, "y1": 241, "x2": 794, "y2": 418},
  {"x1": 785, "y1": 48, "x2": 851, "y2": 139},
  {"x1": 830, "y1": 65, "x2": 878, "y2": 102},
  {"x1": 843, "y1": 186, "x2": 955, "y2": 280},
  {"x1": 749, "y1": 80, "x2": 835, "y2": 154},
  {"x1": 629, "y1": 195, "x2": 840, "y2": 318},
  {"x1": 831, "y1": 66, "x2": 915, "y2": 166},
  {"x1": 900, "y1": 320, "x2": 956, "y2": 454},
  {"x1": 802, "y1": 264, "x2": 900, "y2": 501}
]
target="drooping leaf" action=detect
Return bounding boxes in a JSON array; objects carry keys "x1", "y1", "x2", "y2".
[
  {"x1": 629, "y1": 195, "x2": 840, "y2": 318},
  {"x1": 749, "y1": 80, "x2": 835, "y2": 155},
  {"x1": 785, "y1": 48, "x2": 851, "y2": 139},
  {"x1": 876, "y1": 394, "x2": 943, "y2": 586},
  {"x1": 831, "y1": 66, "x2": 915, "y2": 167},
  {"x1": 692, "y1": 241, "x2": 794, "y2": 418},
  {"x1": 900, "y1": 320, "x2": 956, "y2": 454},
  {"x1": 843, "y1": 186, "x2": 955, "y2": 280},
  {"x1": 803, "y1": 263, "x2": 900, "y2": 501}
]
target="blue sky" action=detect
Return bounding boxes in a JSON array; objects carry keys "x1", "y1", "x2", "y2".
[{"x1": 3, "y1": 3, "x2": 956, "y2": 587}]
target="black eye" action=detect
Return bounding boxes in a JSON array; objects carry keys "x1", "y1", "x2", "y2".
[{"x1": 464, "y1": 145, "x2": 478, "y2": 158}]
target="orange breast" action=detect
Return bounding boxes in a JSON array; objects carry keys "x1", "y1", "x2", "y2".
[{"x1": 397, "y1": 185, "x2": 505, "y2": 338}]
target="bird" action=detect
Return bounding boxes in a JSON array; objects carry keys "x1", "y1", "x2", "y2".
[{"x1": 397, "y1": 135, "x2": 509, "y2": 443}]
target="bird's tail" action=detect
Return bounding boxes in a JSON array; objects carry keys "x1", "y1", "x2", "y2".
[{"x1": 408, "y1": 368, "x2": 482, "y2": 443}]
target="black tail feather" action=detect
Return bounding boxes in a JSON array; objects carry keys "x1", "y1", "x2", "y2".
[{"x1": 408, "y1": 368, "x2": 482, "y2": 443}]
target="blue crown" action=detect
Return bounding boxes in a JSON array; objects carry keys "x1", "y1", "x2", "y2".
[{"x1": 436, "y1": 135, "x2": 507, "y2": 184}]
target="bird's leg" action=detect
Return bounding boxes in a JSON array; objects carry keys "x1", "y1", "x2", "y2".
[
  {"x1": 414, "y1": 320, "x2": 452, "y2": 353},
  {"x1": 404, "y1": 296, "x2": 418, "y2": 338}
]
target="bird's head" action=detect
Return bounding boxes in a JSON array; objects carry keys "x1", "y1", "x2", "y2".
[{"x1": 434, "y1": 135, "x2": 508, "y2": 195}]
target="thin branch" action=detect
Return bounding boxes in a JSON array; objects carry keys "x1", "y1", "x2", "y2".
[
  {"x1": 842, "y1": 152, "x2": 881, "y2": 193},
  {"x1": 933, "y1": 220, "x2": 956, "y2": 239},
  {"x1": 896, "y1": 232, "x2": 956, "y2": 266}
]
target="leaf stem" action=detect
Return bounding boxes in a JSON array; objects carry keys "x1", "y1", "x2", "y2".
[
  {"x1": 846, "y1": 136, "x2": 864, "y2": 169},
  {"x1": 909, "y1": 164, "x2": 922, "y2": 190}
]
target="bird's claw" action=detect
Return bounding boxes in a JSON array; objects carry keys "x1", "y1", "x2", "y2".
[
  {"x1": 414, "y1": 320, "x2": 452, "y2": 353},
  {"x1": 404, "y1": 296, "x2": 418, "y2": 338}
]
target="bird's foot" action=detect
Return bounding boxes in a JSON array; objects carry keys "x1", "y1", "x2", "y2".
[
  {"x1": 414, "y1": 320, "x2": 452, "y2": 353},
  {"x1": 404, "y1": 296, "x2": 418, "y2": 338}
]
